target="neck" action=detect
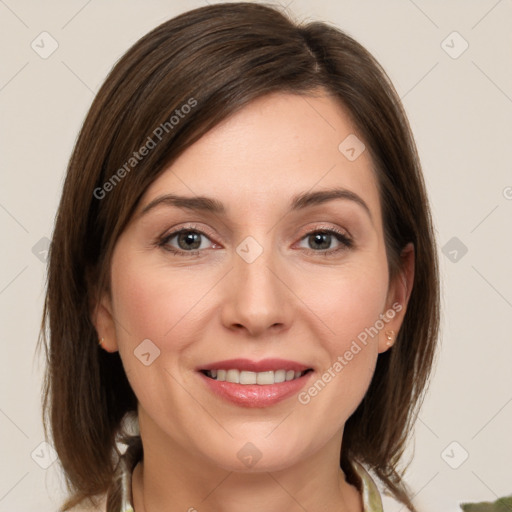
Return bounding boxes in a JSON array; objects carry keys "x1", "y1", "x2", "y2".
[{"x1": 131, "y1": 419, "x2": 363, "y2": 512}]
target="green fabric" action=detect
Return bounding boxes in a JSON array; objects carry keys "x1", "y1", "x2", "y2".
[{"x1": 352, "y1": 460, "x2": 384, "y2": 512}]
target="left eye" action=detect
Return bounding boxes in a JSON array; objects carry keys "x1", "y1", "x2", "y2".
[{"x1": 297, "y1": 229, "x2": 352, "y2": 252}]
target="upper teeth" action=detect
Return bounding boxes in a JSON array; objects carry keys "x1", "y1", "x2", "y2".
[{"x1": 205, "y1": 369, "x2": 306, "y2": 385}]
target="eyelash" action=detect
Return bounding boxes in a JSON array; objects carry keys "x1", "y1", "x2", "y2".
[{"x1": 157, "y1": 225, "x2": 353, "y2": 257}]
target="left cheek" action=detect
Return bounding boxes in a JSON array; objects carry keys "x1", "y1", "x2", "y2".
[
  {"x1": 321, "y1": 270, "x2": 387, "y2": 346},
  {"x1": 313, "y1": 275, "x2": 384, "y2": 396}
]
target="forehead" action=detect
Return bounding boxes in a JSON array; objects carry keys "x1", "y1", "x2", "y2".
[{"x1": 139, "y1": 92, "x2": 381, "y2": 223}]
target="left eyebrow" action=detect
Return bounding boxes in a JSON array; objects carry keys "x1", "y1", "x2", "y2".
[
  {"x1": 290, "y1": 188, "x2": 372, "y2": 222},
  {"x1": 138, "y1": 187, "x2": 372, "y2": 223}
]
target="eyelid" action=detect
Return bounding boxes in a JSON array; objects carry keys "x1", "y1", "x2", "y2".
[{"x1": 296, "y1": 222, "x2": 352, "y2": 240}]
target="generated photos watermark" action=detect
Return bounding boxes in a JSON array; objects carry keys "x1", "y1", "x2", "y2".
[
  {"x1": 298, "y1": 301, "x2": 403, "y2": 405},
  {"x1": 93, "y1": 97, "x2": 198, "y2": 200}
]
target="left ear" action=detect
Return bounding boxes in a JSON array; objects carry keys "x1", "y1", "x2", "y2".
[{"x1": 378, "y1": 242, "x2": 415, "y2": 354}]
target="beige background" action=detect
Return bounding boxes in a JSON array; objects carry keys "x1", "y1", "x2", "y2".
[{"x1": 1, "y1": 0, "x2": 511, "y2": 510}]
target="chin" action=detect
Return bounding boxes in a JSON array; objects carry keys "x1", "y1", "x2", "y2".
[{"x1": 196, "y1": 434, "x2": 309, "y2": 474}]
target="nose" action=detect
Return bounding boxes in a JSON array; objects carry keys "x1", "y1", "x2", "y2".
[{"x1": 220, "y1": 239, "x2": 293, "y2": 337}]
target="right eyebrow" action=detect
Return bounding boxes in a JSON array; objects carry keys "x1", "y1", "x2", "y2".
[{"x1": 139, "y1": 194, "x2": 226, "y2": 217}]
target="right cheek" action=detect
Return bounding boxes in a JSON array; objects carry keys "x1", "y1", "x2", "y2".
[{"x1": 113, "y1": 271, "x2": 160, "y2": 326}]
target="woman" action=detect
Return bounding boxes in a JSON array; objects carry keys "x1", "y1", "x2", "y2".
[{"x1": 39, "y1": 2, "x2": 439, "y2": 511}]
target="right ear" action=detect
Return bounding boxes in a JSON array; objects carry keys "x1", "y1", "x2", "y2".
[{"x1": 91, "y1": 291, "x2": 119, "y2": 353}]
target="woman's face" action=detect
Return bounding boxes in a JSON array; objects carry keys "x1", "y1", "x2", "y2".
[{"x1": 96, "y1": 92, "x2": 411, "y2": 472}]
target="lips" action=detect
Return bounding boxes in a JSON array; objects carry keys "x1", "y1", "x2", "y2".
[{"x1": 196, "y1": 358, "x2": 314, "y2": 408}]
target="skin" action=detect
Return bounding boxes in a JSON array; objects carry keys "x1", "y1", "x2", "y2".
[{"x1": 93, "y1": 91, "x2": 414, "y2": 512}]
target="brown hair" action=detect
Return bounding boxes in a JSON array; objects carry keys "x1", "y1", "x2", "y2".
[{"x1": 37, "y1": 2, "x2": 439, "y2": 511}]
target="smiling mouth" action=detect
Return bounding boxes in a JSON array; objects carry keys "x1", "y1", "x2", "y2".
[{"x1": 200, "y1": 368, "x2": 313, "y2": 385}]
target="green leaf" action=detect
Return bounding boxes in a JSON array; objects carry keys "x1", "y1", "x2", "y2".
[{"x1": 460, "y1": 495, "x2": 512, "y2": 512}]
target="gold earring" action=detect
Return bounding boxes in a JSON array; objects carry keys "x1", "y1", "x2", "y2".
[{"x1": 385, "y1": 330, "x2": 395, "y2": 346}]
